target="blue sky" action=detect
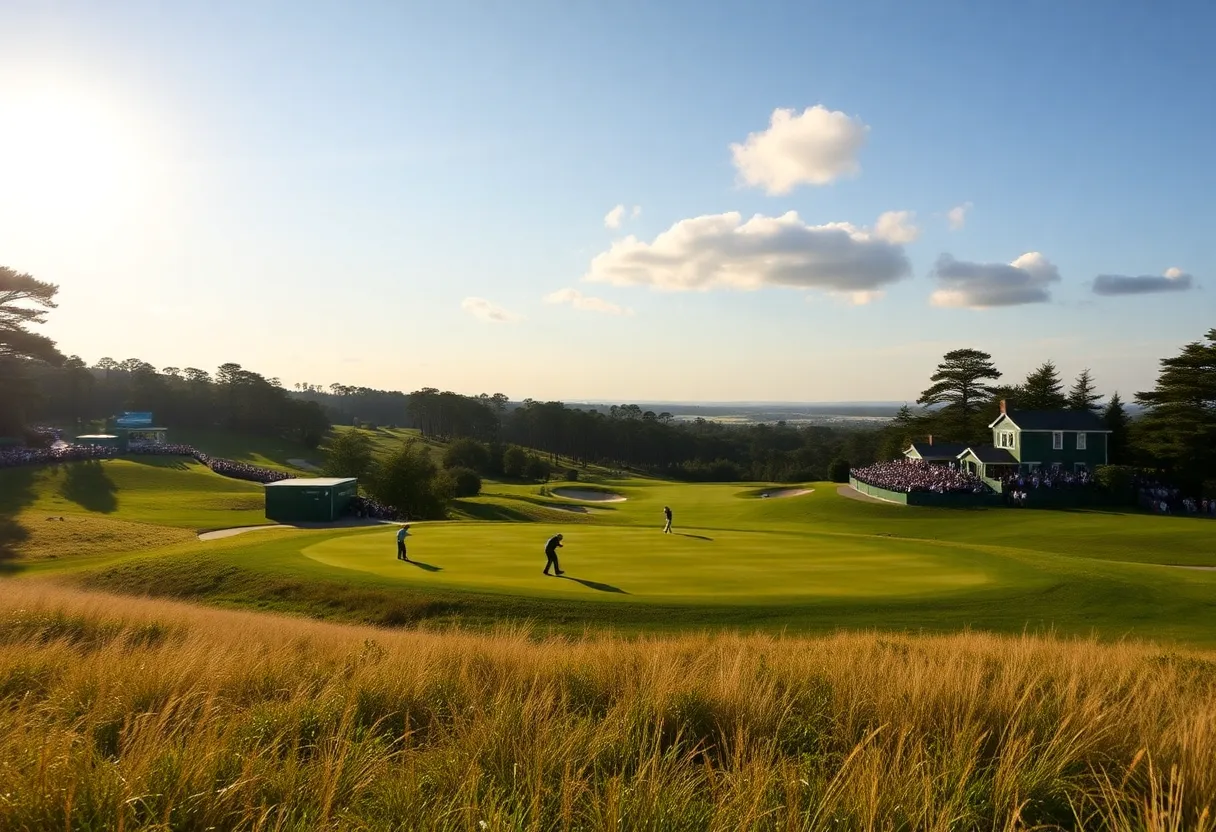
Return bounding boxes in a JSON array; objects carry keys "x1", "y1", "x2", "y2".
[{"x1": 1, "y1": 1, "x2": 1212, "y2": 402}]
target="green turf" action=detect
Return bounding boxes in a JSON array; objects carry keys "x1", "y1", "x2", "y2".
[{"x1": 5, "y1": 452, "x2": 1216, "y2": 644}]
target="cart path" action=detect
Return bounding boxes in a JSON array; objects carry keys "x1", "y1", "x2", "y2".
[{"x1": 199, "y1": 518, "x2": 396, "y2": 541}]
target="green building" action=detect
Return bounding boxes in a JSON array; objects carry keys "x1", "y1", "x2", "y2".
[
  {"x1": 986, "y1": 403, "x2": 1110, "y2": 472},
  {"x1": 263, "y1": 477, "x2": 358, "y2": 523},
  {"x1": 900, "y1": 403, "x2": 1112, "y2": 485}
]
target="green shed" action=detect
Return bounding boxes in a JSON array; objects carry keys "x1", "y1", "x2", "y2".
[{"x1": 264, "y1": 478, "x2": 358, "y2": 523}]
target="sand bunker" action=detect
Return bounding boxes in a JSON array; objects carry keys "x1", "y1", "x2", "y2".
[
  {"x1": 756, "y1": 488, "x2": 814, "y2": 499},
  {"x1": 551, "y1": 488, "x2": 626, "y2": 503}
]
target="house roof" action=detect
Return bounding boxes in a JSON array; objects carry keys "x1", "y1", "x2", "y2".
[
  {"x1": 906, "y1": 441, "x2": 969, "y2": 460},
  {"x1": 988, "y1": 409, "x2": 1109, "y2": 432},
  {"x1": 958, "y1": 445, "x2": 1019, "y2": 464},
  {"x1": 264, "y1": 477, "x2": 357, "y2": 488}
]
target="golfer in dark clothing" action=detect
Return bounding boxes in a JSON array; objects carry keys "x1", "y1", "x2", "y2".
[
  {"x1": 663, "y1": 506, "x2": 673, "y2": 534},
  {"x1": 543, "y1": 533, "x2": 564, "y2": 576}
]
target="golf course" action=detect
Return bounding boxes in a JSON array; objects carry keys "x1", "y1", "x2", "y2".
[{"x1": 5, "y1": 438, "x2": 1215, "y2": 644}]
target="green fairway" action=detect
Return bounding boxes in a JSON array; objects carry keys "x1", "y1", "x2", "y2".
[
  {"x1": 301, "y1": 523, "x2": 1037, "y2": 602},
  {"x1": 5, "y1": 453, "x2": 1216, "y2": 643}
]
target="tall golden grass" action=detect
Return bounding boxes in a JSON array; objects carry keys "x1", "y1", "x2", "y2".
[{"x1": 0, "y1": 583, "x2": 1213, "y2": 831}]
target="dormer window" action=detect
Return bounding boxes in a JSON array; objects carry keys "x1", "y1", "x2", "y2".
[{"x1": 997, "y1": 430, "x2": 1015, "y2": 448}]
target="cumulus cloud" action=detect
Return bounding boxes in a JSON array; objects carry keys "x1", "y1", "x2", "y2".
[
  {"x1": 461, "y1": 297, "x2": 521, "y2": 323},
  {"x1": 1092, "y1": 267, "x2": 1195, "y2": 296},
  {"x1": 544, "y1": 288, "x2": 633, "y2": 316},
  {"x1": 930, "y1": 252, "x2": 1061, "y2": 308},
  {"x1": 874, "y1": 210, "x2": 920, "y2": 244},
  {"x1": 582, "y1": 211, "x2": 911, "y2": 301},
  {"x1": 947, "y1": 202, "x2": 972, "y2": 230},
  {"x1": 730, "y1": 106, "x2": 869, "y2": 194}
]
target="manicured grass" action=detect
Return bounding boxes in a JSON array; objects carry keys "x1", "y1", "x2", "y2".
[
  {"x1": 0, "y1": 457, "x2": 268, "y2": 530},
  {"x1": 6, "y1": 455, "x2": 1216, "y2": 643}
]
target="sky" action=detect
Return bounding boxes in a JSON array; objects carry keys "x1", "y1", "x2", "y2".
[{"x1": 1, "y1": 0, "x2": 1213, "y2": 403}]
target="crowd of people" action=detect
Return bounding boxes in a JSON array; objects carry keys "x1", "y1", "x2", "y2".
[
  {"x1": 850, "y1": 459, "x2": 988, "y2": 494},
  {"x1": 999, "y1": 468, "x2": 1095, "y2": 492},
  {"x1": 1137, "y1": 480, "x2": 1216, "y2": 517},
  {"x1": 1, "y1": 437, "x2": 292, "y2": 485},
  {"x1": 0, "y1": 443, "x2": 115, "y2": 468},
  {"x1": 348, "y1": 495, "x2": 402, "y2": 521}
]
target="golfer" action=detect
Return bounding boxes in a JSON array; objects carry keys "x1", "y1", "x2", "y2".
[
  {"x1": 663, "y1": 506, "x2": 673, "y2": 534},
  {"x1": 543, "y1": 533, "x2": 565, "y2": 576},
  {"x1": 396, "y1": 524, "x2": 410, "y2": 561}
]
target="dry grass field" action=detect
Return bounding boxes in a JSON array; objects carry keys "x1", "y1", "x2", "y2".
[{"x1": 1, "y1": 582, "x2": 1212, "y2": 831}]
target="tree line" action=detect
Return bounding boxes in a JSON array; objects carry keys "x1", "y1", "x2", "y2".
[{"x1": 4, "y1": 265, "x2": 1213, "y2": 492}]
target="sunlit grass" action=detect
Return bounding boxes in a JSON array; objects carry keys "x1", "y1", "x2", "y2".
[{"x1": 0, "y1": 582, "x2": 1212, "y2": 830}]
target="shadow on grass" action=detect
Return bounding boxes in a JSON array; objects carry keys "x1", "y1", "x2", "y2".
[
  {"x1": 450, "y1": 501, "x2": 538, "y2": 522},
  {"x1": 0, "y1": 465, "x2": 36, "y2": 571},
  {"x1": 559, "y1": 575, "x2": 629, "y2": 594},
  {"x1": 60, "y1": 461, "x2": 118, "y2": 513},
  {"x1": 126, "y1": 455, "x2": 192, "y2": 470},
  {"x1": 676, "y1": 533, "x2": 714, "y2": 541},
  {"x1": 404, "y1": 559, "x2": 443, "y2": 572}
]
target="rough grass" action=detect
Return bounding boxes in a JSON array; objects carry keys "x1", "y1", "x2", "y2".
[
  {"x1": 0, "y1": 583, "x2": 1212, "y2": 831},
  {"x1": 3, "y1": 513, "x2": 195, "y2": 562}
]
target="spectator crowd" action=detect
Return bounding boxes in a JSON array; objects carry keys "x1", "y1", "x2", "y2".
[
  {"x1": 850, "y1": 459, "x2": 988, "y2": 494},
  {"x1": 1137, "y1": 480, "x2": 1216, "y2": 517}
]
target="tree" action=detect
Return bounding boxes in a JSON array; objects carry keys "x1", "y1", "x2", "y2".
[
  {"x1": 828, "y1": 458, "x2": 851, "y2": 483},
  {"x1": 524, "y1": 455, "x2": 552, "y2": 482},
  {"x1": 1135, "y1": 329, "x2": 1216, "y2": 486},
  {"x1": 0, "y1": 266, "x2": 62, "y2": 364},
  {"x1": 443, "y1": 437, "x2": 490, "y2": 472},
  {"x1": 1067, "y1": 368, "x2": 1103, "y2": 413},
  {"x1": 323, "y1": 430, "x2": 375, "y2": 480},
  {"x1": 1020, "y1": 361, "x2": 1068, "y2": 410},
  {"x1": 917, "y1": 349, "x2": 1002, "y2": 442},
  {"x1": 1103, "y1": 392, "x2": 1131, "y2": 465},
  {"x1": 447, "y1": 467, "x2": 482, "y2": 498},
  {"x1": 365, "y1": 440, "x2": 451, "y2": 520},
  {"x1": 502, "y1": 445, "x2": 528, "y2": 479}
]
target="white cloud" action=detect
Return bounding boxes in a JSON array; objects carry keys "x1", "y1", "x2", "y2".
[
  {"x1": 730, "y1": 105, "x2": 869, "y2": 194},
  {"x1": 631, "y1": 205, "x2": 641, "y2": 218},
  {"x1": 582, "y1": 211, "x2": 911, "y2": 299},
  {"x1": 947, "y1": 202, "x2": 972, "y2": 230},
  {"x1": 874, "y1": 210, "x2": 920, "y2": 244},
  {"x1": 604, "y1": 204, "x2": 626, "y2": 229},
  {"x1": 461, "y1": 297, "x2": 521, "y2": 323},
  {"x1": 930, "y1": 251, "x2": 1061, "y2": 308},
  {"x1": 544, "y1": 288, "x2": 633, "y2": 316},
  {"x1": 1092, "y1": 267, "x2": 1195, "y2": 296}
]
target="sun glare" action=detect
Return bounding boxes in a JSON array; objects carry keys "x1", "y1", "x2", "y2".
[{"x1": 0, "y1": 80, "x2": 154, "y2": 227}]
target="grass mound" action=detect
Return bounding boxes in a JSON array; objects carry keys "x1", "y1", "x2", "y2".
[
  {"x1": 3, "y1": 513, "x2": 195, "y2": 563},
  {"x1": 0, "y1": 583, "x2": 1212, "y2": 830}
]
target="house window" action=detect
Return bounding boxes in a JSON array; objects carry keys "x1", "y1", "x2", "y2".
[
  {"x1": 997, "y1": 431, "x2": 1015, "y2": 449},
  {"x1": 1052, "y1": 431, "x2": 1063, "y2": 450},
  {"x1": 1077, "y1": 433, "x2": 1087, "y2": 450}
]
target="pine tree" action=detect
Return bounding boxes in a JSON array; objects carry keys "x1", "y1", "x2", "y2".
[
  {"x1": 917, "y1": 349, "x2": 1002, "y2": 442},
  {"x1": 1067, "y1": 368, "x2": 1103, "y2": 413},
  {"x1": 1135, "y1": 329, "x2": 1216, "y2": 485},
  {"x1": 1103, "y1": 392, "x2": 1130, "y2": 465},
  {"x1": 1020, "y1": 361, "x2": 1068, "y2": 410}
]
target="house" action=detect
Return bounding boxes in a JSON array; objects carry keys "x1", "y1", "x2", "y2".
[
  {"x1": 903, "y1": 436, "x2": 968, "y2": 464},
  {"x1": 983, "y1": 401, "x2": 1110, "y2": 474}
]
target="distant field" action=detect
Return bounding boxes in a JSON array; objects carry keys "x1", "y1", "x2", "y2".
[{"x1": 4, "y1": 450, "x2": 1216, "y2": 643}]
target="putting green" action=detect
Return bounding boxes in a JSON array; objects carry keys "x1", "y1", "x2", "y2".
[{"x1": 301, "y1": 523, "x2": 1036, "y2": 603}]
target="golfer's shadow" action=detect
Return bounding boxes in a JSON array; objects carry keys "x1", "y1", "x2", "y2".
[
  {"x1": 405, "y1": 559, "x2": 443, "y2": 572},
  {"x1": 677, "y1": 533, "x2": 713, "y2": 541},
  {"x1": 559, "y1": 575, "x2": 629, "y2": 594}
]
